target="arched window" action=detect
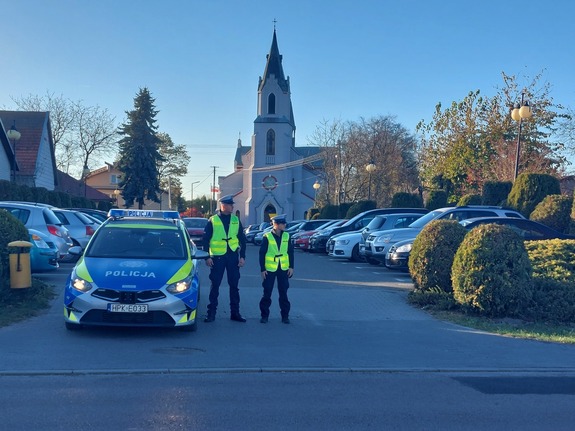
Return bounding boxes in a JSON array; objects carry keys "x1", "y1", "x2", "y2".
[
  {"x1": 268, "y1": 93, "x2": 276, "y2": 114},
  {"x1": 266, "y1": 129, "x2": 275, "y2": 155}
]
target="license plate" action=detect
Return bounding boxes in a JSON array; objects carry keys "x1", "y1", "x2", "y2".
[{"x1": 107, "y1": 303, "x2": 148, "y2": 313}]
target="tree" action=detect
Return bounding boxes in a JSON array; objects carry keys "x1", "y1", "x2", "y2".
[
  {"x1": 116, "y1": 88, "x2": 163, "y2": 209},
  {"x1": 157, "y1": 132, "x2": 191, "y2": 208},
  {"x1": 11, "y1": 91, "x2": 118, "y2": 176},
  {"x1": 417, "y1": 72, "x2": 571, "y2": 201}
]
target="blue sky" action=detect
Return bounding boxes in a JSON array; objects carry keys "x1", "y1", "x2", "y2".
[{"x1": 1, "y1": 0, "x2": 573, "y2": 198}]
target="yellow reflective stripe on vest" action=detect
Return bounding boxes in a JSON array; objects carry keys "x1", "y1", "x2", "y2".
[
  {"x1": 209, "y1": 215, "x2": 240, "y2": 256},
  {"x1": 264, "y1": 232, "x2": 290, "y2": 271}
]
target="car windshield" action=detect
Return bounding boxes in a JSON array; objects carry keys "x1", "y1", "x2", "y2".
[
  {"x1": 407, "y1": 210, "x2": 445, "y2": 229},
  {"x1": 86, "y1": 226, "x2": 187, "y2": 259}
]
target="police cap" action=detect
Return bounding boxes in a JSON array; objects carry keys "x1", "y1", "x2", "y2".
[
  {"x1": 271, "y1": 214, "x2": 287, "y2": 224},
  {"x1": 219, "y1": 195, "x2": 235, "y2": 205}
]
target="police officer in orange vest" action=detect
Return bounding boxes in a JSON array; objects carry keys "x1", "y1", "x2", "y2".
[
  {"x1": 258, "y1": 214, "x2": 294, "y2": 324},
  {"x1": 203, "y1": 195, "x2": 247, "y2": 322}
]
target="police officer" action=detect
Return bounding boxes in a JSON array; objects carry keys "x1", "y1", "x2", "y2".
[
  {"x1": 258, "y1": 214, "x2": 294, "y2": 324},
  {"x1": 203, "y1": 195, "x2": 247, "y2": 322}
]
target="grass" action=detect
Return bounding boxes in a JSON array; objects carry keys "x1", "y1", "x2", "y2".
[{"x1": 0, "y1": 279, "x2": 56, "y2": 328}]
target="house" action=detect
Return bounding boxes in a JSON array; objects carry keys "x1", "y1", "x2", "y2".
[
  {"x1": 0, "y1": 110, "x2": 58, "y2": 189},
  {"x1": 86, "y1": 162, "x2": 170, "y2": 210}
]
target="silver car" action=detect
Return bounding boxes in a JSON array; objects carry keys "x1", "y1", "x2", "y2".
[
  {"x1": 52, "y1": 208, "x2": 98, "y2": 251},
  {"x1": 0, "y1": 202, "x2": 73, "y2": 260}
]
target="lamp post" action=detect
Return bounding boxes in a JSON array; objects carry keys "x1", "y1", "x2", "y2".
[
  {"x1": 7, "y1": 121, "x2": 21, "y2": 182},
  {"x1": 313, "y1": 180, "x2": 321, "y2": 207},
  {"x1": 511, "y1": 91, "x2": 532, "y2": 180},
  {"x1": 82, "y1": 164, "x2": 90, "y2": 197},
  {"x1": 113, "y1": 188, "x2": 120, "y2": 206},
  {"x1": 191, "y1": 181, "x2": 200, "y2": 203},
  {"x1": 366, "y1": 162, "x2": 377, "y2": 200}
]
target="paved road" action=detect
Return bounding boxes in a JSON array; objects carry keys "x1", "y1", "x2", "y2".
[{"x1": 2, "y1": 245, "x2": 575, "y2": 430}]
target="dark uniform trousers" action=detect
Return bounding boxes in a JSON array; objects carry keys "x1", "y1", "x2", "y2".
[
  {"x1": 259, "y1": 269, "x2": 291, "y2": 319},
  {"x1": 207, "y1": 252, "x2": 241, "y2": 315}
]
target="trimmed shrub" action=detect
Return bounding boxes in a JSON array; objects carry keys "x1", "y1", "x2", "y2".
[
  {"x1": 337, "y1": 203, "x2": 353, "y2": 219},
  {"x1": 391, "y1": 192, "x2": 423, "y2": 208},
  {"x1": 482, "y1": 181, "x2": 512, "y2": 206},
  {"x1": 457, "y1": 194, "x2": 482, "y2": 206},
  {"x1": 507, "y1": 173, "x2": 561, "y2": 218},
  {"x1": 524, "y1": 239, "x2": 575, "y2": 284},
  {"x1": 409, "y1": 220, "x2": 468, "y2": 292},
  {"x1": 346, "y1": 201, "x2": 376, "y2": 219},
  {"x1": 319, "y1": 204, "x2": 339, "y2": 219},
  {"x1": 529, "y1": 194, "x2": 573, "y2": 233},
  {"x1": 452, "y1": 224, "x2": 533, "y2": 317},
  {"x1": 0, "y1": 210, "x2": 29, "y2": 288},
  {"x1": 425, "y1": 190, "x2": 448, "y2": 210}
]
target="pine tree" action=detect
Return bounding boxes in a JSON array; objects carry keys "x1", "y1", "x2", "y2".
[{"x1": 117, "y1": 88, "x2": 164, "y2": 209}]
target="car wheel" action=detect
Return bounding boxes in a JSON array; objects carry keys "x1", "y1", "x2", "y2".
[
  {"x1": 367, "y1": 257, "x2": 380, "y2": 266},
  {"x1": 65, "y1": 322, "x2": 82, "y2": 331},
  {"x1": 350, "y1": 244, "x2": 362, "y2": 262}
]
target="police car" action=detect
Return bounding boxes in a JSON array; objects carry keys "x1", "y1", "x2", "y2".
[{"x1": 64, "y1": 209, "x2": 209, "y2": 332}]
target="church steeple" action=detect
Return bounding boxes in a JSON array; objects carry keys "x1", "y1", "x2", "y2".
[{"x1": 258, "y1": 29, "x2": 289, "y2": 92}]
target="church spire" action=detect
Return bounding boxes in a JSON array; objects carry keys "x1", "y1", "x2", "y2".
[{"x1": 259, "y1": 29, "x2": 289, "y2": 92}]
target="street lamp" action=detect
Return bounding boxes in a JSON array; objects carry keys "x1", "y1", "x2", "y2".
[
  {"x1": 366, "y1": 162, "x2": 377, "y2": 200},
  {"x1": 313, "y1": 180, "x2": 321, "y2": 206},
  {"x1": 191, "y1": 181, "x2": 200, "y2": 202},
  {"x1": 511, "y1": 91, "x2": 532, "y2": 180},
  {"x1": 113, "y1": 188, "x2": 121, "y2": 207},
  {"x1": 81, "y1": 164, "x2": 90, "y2": 197},
  {"x1": 7, "y1": 121, "x2": 21, "y2": 182}
]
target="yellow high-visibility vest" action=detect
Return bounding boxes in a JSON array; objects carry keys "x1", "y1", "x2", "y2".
[
  {"x1": 264, "y1": 231, "x2": 290, "y2": 271},
  {"x1": 209, "y1": 215, "x2": 239, "y2": 256}
]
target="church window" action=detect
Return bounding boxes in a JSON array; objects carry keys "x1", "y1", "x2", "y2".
[
  {"x1": 268, "y1": 93, "x2": 276, "y2": 114},
  {"x1": 266, "y1": 129, "x2": 275, "y2": 155}
]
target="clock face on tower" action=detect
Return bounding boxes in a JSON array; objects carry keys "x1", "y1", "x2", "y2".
[{"x1": 262, "y1": 175, "x2": 278, "y2": 191}]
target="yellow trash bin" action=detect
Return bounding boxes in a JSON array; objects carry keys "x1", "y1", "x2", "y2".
[{"x1": 8, "y1": 240, "x2": 33, "y2": 289}]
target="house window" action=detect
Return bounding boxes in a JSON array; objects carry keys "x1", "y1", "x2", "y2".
[
  {"x1": 268, "y1": 93, "x2": 276, "y2": 114},
  {"x1": 111, "y1": 174, "x2": 122, "y2": 184},
  {"x1": 266, "y1": 129, "x2": 275, "y2": 155}
]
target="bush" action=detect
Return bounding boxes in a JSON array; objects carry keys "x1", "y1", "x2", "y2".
[
  {"x1": 529, "y1": 194, "x2": 573, "y2": 233},
  {"x1": 391, "y1": 192, "x2": 423, "y2": 208},
  {"x1": 409, "y1": 220, "x2": 468, "y2": 292},
  {"x1": 319, "y1": 204, "x2": 339, "y2": 219},
  {"x1": 507, "y1": 173, "x2": 561, "y2": 218},
  {"x1": 524, "y1": 239, "x2": 575, "y2": 284},
  {"x1": 452, "y1": 224, "x2": 533, "y2": 317},
  {"x1": 0, "y1": 210, "x2": 29, "y2": 288},
  {"x1": 346, "y1": 201, "x2": 376, "y2": 219},
  {"x1": 482, "y1": 181, "x2": 512, "y2": 206},
  {"x1": 337, "y1": 203, "x2": 353, "y2": 219},
  {"x1": 457, "y1": 194, "x2": 482, "y2": 206},
  {"x1": 425, "y1": 190, "x2": 448, "y2": 210}
]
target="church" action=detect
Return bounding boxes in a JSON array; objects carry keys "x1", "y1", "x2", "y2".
[{"x1": 217, "y1": 29, "x2": 323, "y2": 225}]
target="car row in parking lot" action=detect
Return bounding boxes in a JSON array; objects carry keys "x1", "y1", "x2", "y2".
[{"x1": 278, "y1": 205, "x2": 571, "y2": 274}]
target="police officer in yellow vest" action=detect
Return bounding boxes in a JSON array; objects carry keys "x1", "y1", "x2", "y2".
[
  {"x1": 258, "y1": 214, "x2": 294, "y2": 324},
  {"x1": 203, "y1": 195, "x2": 247, "y2": 322}
]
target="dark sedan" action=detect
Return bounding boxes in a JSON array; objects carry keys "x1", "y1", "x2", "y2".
[{"x1": 385, "y1": 217, "x2": 575, "y2": 272}]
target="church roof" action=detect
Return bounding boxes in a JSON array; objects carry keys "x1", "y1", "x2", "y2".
[{"x1": 259, "y1": 30, "x2": 289, "y2": 93}]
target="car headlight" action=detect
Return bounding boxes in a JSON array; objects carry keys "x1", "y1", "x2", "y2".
[
  {"x1": 166, "y1": 276, "x2": 192, "y2": 294},
  {"x1": 395, "y1": 243, "x2": 413, "y2": 253},
  {"x1": 375, "y1": 235, "x2": 392, "y2": 244},
  {"x1": 336, "y1": 239, "x2": 349, "y2": 245},
  {"x1": 70, "y1": 272, "x2": 93, "y2": 293}
]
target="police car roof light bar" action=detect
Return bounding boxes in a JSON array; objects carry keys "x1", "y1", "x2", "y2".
[{"x1": 107, "y1": 209, "x2": 181, "y2": 220}]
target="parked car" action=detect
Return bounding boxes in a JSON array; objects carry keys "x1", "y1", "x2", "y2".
[
  {"x1": 254, "y1": 226, "x2": 274, "y2": 246},
  {"x1": 65, "y1": 208, "x2": 109, "y2": 223},
  {"x1": 182, "y1": 217, "x2": 209, "y2": 249},
  {"x1": 364, "y1": 205, "x2": 525, "y2": 265},
  {"x1": 292, "y1": 219, "x2": 346, "y2": 251},
  {"x1": 309, "y1": 208, "x2": 429, "y2": 253},
  {"x1": 28, "y1": 228, "x2": 59, "y2": 272},
  {"x1": 52, "y1": 208, "x2": 98, "y2": 252},
  {"x1": 245, "y1": 222, "x2": 271, "y2": 244},
  {"x1": 385, "y1": 216, "x2": 575, "y2": 272},
  {"x1": 63, "y1": 209, "x2": 209, "y2": 331},
  {"x1": 328, "y1": 213, "x2": 425, "y2": 261},
  {"x1": 0, "y1": 202, "x2": 73, "y2": 261}
]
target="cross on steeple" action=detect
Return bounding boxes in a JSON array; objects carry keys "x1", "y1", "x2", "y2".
[{"x1": 273, "y1": 18, "x2": 277, "y2": 30}]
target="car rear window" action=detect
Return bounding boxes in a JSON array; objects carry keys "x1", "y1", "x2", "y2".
[
  {"x1": 43, "y1": 209, "x2": 63, "y2": 225},
  {"x1": 1, "y1": 207, "x2": 31, "y2": 224},
  {"x1": 73, "y1": 211, "x2": 96, "y2": 225}
]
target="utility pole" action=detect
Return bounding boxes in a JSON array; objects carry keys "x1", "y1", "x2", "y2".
[{"x1": 210, "y1": 165, "x2": 218, "y2": 214}]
